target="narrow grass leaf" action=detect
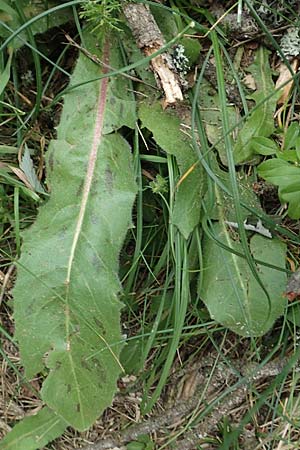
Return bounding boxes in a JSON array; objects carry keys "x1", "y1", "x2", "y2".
[
  {"x1": 139, "y1": 101, "x2": 203, "y2": 238},
  {"x1": 200, "y1": 222, "x2": 287, "y2": 336},
  {"x1": 199, "y1": 79, "x2": 240, "y2": 166},
  {"x1": 0, "y1": 0, "x2": 72, "y2": 47},
  {"x1": 13, "y1": 31, "x2": 137, "y2": 431},
  {"x1": 287, "y1": 304, "x2": 300, "y2": 327},
  {"x1": 204, "y1": 156, "x2": 261, "y2": 222},
  {"x1": 0, "y1": 167, "x2": 40, "y2": 200},
  {"x1": 0, "y1": 145, "x2": 19, "y2": 154},
  {"x1": 0, "y1": 46, "x2": 12, "y2": 95},
  {"x1": 211, "y1": 30, "x2": 273, "y2": 317},
  {"x1": 234, "y1": 47, "x2": 278, "y2": 163}
]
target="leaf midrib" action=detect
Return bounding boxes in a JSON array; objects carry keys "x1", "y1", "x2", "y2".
[{"x1": 64, "y1": 38, "x2": 110, "y2": 424}]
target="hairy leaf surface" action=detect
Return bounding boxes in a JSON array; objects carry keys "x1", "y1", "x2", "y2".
[
  {"x1": 233, "y1": 47, "x2": 278, "y2": 164},
  {"x1": 204, "y1": 156, "x2": 261, "y2": 222},
  {"x1": 199, "y1": 79, "x2": 240, "y2": 166},
  {"x1": 200, "y1": 170, "x2": 287, "y2": 337},
  {"x1": 139, "y1": 101, "x2": 203, "y2": 238},
  {"x1": 13, "y1": 32, "x2": 137, "y2": 430},
  {"x1": 200, "y1": 222, "x2": 287, "y2": 336},
  {"x1": 0, "y1": 407, "x2": 67, "y2": 450}
]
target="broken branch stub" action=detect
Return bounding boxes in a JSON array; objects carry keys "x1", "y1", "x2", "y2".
[{"x1": 122, "y1": 2, "x2": 184, "y2": 106}]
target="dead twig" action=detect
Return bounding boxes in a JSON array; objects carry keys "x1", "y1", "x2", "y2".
[
  {"x1": 122, "y1": 2, "x2": 184, "y2": 107},
  {"x1": 78, "y1": 356, "x2": 291, "y2": 450}
]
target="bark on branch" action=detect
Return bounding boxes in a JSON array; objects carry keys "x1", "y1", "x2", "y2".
[
  {"x1": 122, "y1": 2, "x2": 184, "y2": 107},
  {"x1": 78, "y1": 356, "x2": 291, "y2": 450}
]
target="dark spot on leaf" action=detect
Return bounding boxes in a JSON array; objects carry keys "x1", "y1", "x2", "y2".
[
  {"x1": 105, "y1": 237, "x2": 112, "y2": 247},
  {"x1": 94, "y1": 317, "x2": 106, "y2": 336},
  {"x1": 110, "y1": 96, "x2": 116, "y2": 106},
  {"x1": 48, "y1": 151, "x2": 54, "y2": 171},
  {"x1": 91, "y1": 358, "x2": 106, "y2": 381},
  {"x1": 90, "y1": 214, "x2": 98, "y2": 225},
  {"x1": 83, "y1": 104, "x2": 94, "y2": 115},
  {"x1": 43, "y1": 351, "x2": 50, "y2": 363},
  {"x1": 76, "y1": 180, "x2": 84, "y2": 197},
  {"x1": 119, "y1": 103, "x2": 124, "y2": 117},
  {"x1": 74, "y1": 324, "x2": 80, "y2": 333},
  {"x1": 27, "y1": 302, "x2": 35, "y2": 314},
  {"x1": 105, "y1": 167, "x2": 113, "y2": 193},
  {"x1": 55, "y1": 360, "x2": 62, "y2": 370},
  {"x1": 67, "y1": 384, "x2": 71, "y2": 393},
  {"x1": 58, "y1": 228, "x2": 67, "y2": 239},
  {"x1": 92, "y1": 253, "x2": 102, "y2": 270},
  {"x1": 81, "y1": 358, "x2": 91, "y2": 371},
  {"x1": 90, "y1": 176, "x2": 100, "y2": 196},
  {"x1": 76, "y1": 403, "x2": 80, "y2": 412}
]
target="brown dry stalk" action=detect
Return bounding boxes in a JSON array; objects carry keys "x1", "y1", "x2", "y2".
[
  {"x1": 275, "y1": 58, "x2": 299, "y2": 105},
  {"x1": 122, "y1": 2, "x2": 184, "y2": 106}
]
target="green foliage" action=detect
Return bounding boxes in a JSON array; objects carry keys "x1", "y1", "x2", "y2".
[
  {"x1": 150, "y1": 174, "x2": 168, "y2": 194},
  {"x1": 0, "y1": 0, "x2": 72, "y2": 47},
  {"x1": 251, "y1": 136, "x2": 278, "y2": 155},
  {"x1": 0, "y1": 45, "x2": 12, "y2": 95},
  {"x1": 284, "y1": 122, "x2": 300, "y2": 150},
  {"x1": 20, "y1": 147, "x2": 46, "y2": 194},
  {"x1": 199, "y1": 79, "x2": 240, "y2": 166},
  {"x1": 257, "y1": 123, "x2": 300, "y2": 219},
  {"x1": 233, "y1": 47, "x2": 278, "y2": 163},
  {"x1": 204, "y1": 158, "x2": 261, "y2": 222},
  {"x1": 139, "y1": 101, "x2": 203, "y2": 239},
  {"x1": 287, "y1": 304, "x2": 300, "y2": 327},
  {"x1": 1, "y1": 2, "x2": 296, "y2": 447},
  {"x1": 258, "y1": 158, "x2": 300, "y2": 218},
  {"x1": 253, "y1": 123, "x2": 300, "y2": 159},
  {"x1": 11, "y1": 30, "x2": 137, "y2": 436},
  {"x1": 127, "y1": 435, "x2": 154, "y2": 450},
  {"x1": 200, "y1": 222, "x2": 287, "y2": 336},
  {"x1": 80, "y1": 0, "x2": 125, "y2": 32},
  {"x1": 200, "y1": 160, "x2": 287, "y2": 336},
  {"x1": 0, "y1": 408, "x2": 67, "y2": 450},
  {"x1": 0, "y1": 166, "x2": 40, "y2": 201}
]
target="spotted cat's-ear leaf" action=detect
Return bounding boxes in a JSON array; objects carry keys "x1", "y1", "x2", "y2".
[{"x1": 12, "y1": 30, "x2": 137, "y2": 433}]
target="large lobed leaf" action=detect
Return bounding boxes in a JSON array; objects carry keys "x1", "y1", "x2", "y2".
[{"x1": 12, "y1": 31, "x2": 137, "y2": 432}]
